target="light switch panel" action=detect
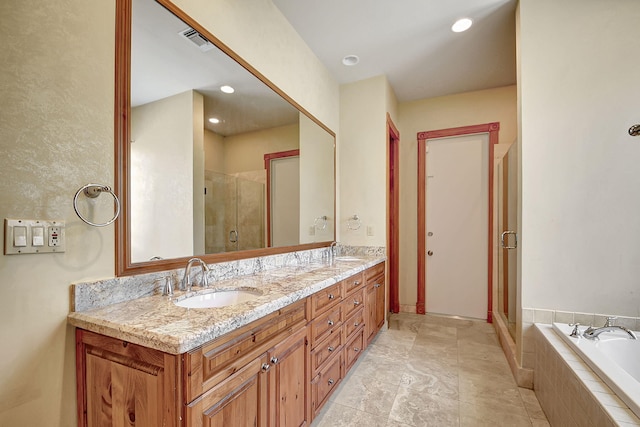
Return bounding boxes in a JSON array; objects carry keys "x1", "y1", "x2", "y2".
[{"x1": 4, "y1": 219, "x2": 65, "y2": 255}]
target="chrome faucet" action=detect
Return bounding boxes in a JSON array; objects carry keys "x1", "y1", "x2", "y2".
[
  {"x1": 181, "y1": 258, "x2": 210, "y2": 292},
  {"x1": 329, "y1": 241, "x2": 338, "y2": 259},
  {"x1": 583, "y1": 317, "x2": 637, "y2": 340}
]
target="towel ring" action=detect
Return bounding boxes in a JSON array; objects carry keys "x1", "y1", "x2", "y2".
[
  {"x1": 73, "y1": 183, "x2": 121, "y2": 227},
  {"x1": 314, "y1": 215, "x2": 328, "y2": 230},
  {"x1": 347, "y1": 214, "x2": 361, "y2": 231}
]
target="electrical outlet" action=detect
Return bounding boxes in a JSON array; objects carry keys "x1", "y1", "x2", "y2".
[
  {"x1": 4, "y1": 219, "x2": 65, "y2": 255},
  {"x1": 367, "y1": 225, "x2": 374, "y2": 236}
]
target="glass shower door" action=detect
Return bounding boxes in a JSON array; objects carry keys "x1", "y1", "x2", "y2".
[{"x1": 497, "y1": 143, "x2": 518, "y2": 339}]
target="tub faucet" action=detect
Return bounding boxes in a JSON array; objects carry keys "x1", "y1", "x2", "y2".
[
  {"x1": 583, "y1": 317, "x2": 637, "y2": 340},
  {"x1": 181, "y1": 258, "x2": 210, "y2": 292}
]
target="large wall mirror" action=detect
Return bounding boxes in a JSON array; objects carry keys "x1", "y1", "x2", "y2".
[{"x1": 115, "y1": 0, "x2": 336, "y2": 276}]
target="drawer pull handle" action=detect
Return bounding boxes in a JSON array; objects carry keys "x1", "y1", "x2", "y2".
[
  {"x1": 328, "y1": 294, "x2": 335, "y2": 300},
  {"x1": 354, "y1": 347, "x2": 360, "y2": 352},
  {"x1": 374, "y1": 283, "x2": 381, "y2": 288},
  {"x1": 270, "y1": 357, "x2": 278, "y2": 364},
  {"x1": 261, "y1": 363, "x2": 270, "y2": 372},
  {"x1": 328, "y1": 320, "x2": 334, "y2": 326},
  {"x1": 353, "y1": 300, "x2": 361, "y2": 306},
  {"x1": 328, "y1": 379, "x2": 335, "y2": 386},
  {"x1": 328, "y1": 346, "x2": 334, "y2": 352}
]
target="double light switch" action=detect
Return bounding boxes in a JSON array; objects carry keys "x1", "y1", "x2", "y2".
[{"x1": 4, "y1": 219, "x2": 66, "y2": 255}]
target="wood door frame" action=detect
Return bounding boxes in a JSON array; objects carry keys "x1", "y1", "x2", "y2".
[
  {"x1": 417, "y1": 122, "x2": 499, "y2": 322},
  {"x1": 264, "y1": 149, "x2": 300, "y2": 247},
  {"x1": 387, "y1": 114, "x2": 400, "y2": 313}
]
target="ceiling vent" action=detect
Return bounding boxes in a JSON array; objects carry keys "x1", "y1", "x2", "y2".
[{"x1": 178, "y1": 27, "x2": 215, "y2": 52}]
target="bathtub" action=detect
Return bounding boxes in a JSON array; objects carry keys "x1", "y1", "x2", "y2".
[{"x1": 553, "y1": 322, "x2": 640, "y2": 419}]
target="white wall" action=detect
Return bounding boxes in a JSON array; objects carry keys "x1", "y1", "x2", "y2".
[
  {"x1": 519, "y1": 0, "x2": 640, "y2": 317},
  {"x1": 0, "y1": 1, "x2": 339, "y2": 425}
]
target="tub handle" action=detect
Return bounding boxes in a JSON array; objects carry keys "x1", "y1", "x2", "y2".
[{"x1": 568, "y1": 323, "x2": 581, "y2": 337}]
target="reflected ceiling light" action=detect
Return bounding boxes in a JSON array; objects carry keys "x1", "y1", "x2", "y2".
[
  {"x1": 220, "y1": 85, "x2": 235, "y2": 94},
  {"x1": 451, "y1": 18, "x2": 473, "y2": 33},
  {"x1": 342, "y1": 55, "x2": 360, "y2": 66},
  {"x1": 208, "y1": 117, "x2": 220, "y2": 124}
]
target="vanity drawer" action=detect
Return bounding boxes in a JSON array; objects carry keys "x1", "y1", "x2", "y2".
[
  {"x1": 311, "y1": 329, "x2": 343, "y2": 374},
  {"x1": 344, "y1": 328, "x2": 364, "y2": 371},
  {"x1": 344, "y1": 307, "x2": 365, "y2": 340},
  {"x1": 183, "y1": 299, "x2": 307, "y2": 403},
  {"x1": 311, "y1": 352, "x2": 343, "y2": 417},
  {"x1": 365, "y1": 262, "x2": 385, "y2": 282},
  {"x1": 310, "y1": 282, "x2": 343, "y2": 317},
  {"x1": 342, "y1": 288, "x2": 365, "y2": 319},
  {"x1": 343, "y1": 272, "x2": 364, "y2": 295},
  {"x1": 310, "y1": 304, "x2": 342, "y2": 349}
]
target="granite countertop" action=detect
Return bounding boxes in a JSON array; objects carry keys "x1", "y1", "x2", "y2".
[{"x1": 67, "y1": 256, "x2": 384, "y2": 355}]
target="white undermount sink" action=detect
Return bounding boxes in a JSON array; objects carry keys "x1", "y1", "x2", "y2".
[
  {"x1": 175, "y1": 289, "x2": 262, "y2": 309},
  {"x1": 334, "y1": 256, "x2": 362, "y2": 262}
]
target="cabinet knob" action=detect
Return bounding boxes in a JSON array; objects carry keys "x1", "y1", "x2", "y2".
[
  {"x1": 374, "y1": 283, "x2": 381, "y2": 288},
  {"x1": 354, "y1": 322, "x2": 360, "y2": 327},
  {"x1": 328, "y1": 346, "x2": 334, "y2": 352},
  {"x1": 353, "y1": 300, "x2": 361, "y2": 306},
  {"x1": 354, "y1": 281, "x2": 360, "y2": 285},
  {"x1": 328, "y1": 320, "x2": 334, "y2": 326},
  {"x1": 328, "y1": 379, "x2": 335, "y2": 386},
  {"x1": 328, "y1": 293, "x2": 335, "y2": 300},
  {"x1": 261, "y1": 363, "x2": 270, "y2": 372},
  {"x1": 353, "y1": 347, "x2": 360, "y2": 352},
  {"x1": 270, "y1": 357, "x2": 278, "y2": 365}
]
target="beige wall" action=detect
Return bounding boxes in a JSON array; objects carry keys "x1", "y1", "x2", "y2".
[
  {"x1": 0, "y1": 1, "x2": 339, "y2": 426},
  {"x1": 518, "y1": 0, "x2": 640, "y2": 316},
  {"x1": 397, "y1": 86, "x2": 517, "y2": 308},
  {"x1": 204, "y1": 129, "x2": 225, "y2": 172},
  {"x1": 223, "y1": 124, "x2": 299, "y2": 174},
  {"x1": 131, "y1": 91, "x2": 198, "y2": 262},
  {"x1": 339, "y1": 75, "x2": 392, "y2": 246}
]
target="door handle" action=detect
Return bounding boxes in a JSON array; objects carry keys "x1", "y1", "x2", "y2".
[
  {"x1": 229, "y1": 230, "x2": 238, "y2": 243},
  {"x1": 427, "y1": 250, "x2": 433, "y2": 256},
  {"x1": 501, "y1": 231, "x2": 517, "y2": 249}
]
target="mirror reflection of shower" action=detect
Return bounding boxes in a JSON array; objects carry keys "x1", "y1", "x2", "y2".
[{"x1": 205, "y1": 170, "x2": 265, "y2": 253}]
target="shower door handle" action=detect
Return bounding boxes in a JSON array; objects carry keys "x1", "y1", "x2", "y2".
[
  {"x1": 229, "y1": 230, "x2": 238, "y2": 243},
  {"x1": 501, "y1": 231, "x2": 517, "y2": 249}
]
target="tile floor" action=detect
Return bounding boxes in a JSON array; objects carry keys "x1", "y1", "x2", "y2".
[{"x1": 312, "y1": 312, "x2": 550, "y2": 427}]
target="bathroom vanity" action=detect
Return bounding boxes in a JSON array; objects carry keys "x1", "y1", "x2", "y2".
[{"x1": 70, "y1": 258, "x2": 385, "y2": 426}]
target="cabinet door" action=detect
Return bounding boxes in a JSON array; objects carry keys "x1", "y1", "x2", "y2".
[
  {"x1": 366, "y1": 286, "x2": 377, "y2": 344},
  {"x1": 77, "y1": 330, "x2": 180, "y2": 427},
  {"x1": 187, "y1": 356, "x2": 268, "y2": 427},
  {"x1": 268, "y1": 328, "x2": 310, "y2": 427}
]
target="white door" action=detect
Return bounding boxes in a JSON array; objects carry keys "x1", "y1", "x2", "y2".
[{"x1": 425, "y1": 134, "x2": 488, "y2": 319}]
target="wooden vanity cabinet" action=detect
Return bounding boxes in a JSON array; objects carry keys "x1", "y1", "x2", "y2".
[
  {"x1": 75, "y1": 329, "x2": 182, "y2": 427},
  {"x1": 76, "y1": 262, "x2": 386, "y2": 427},
  {"x1": 365, "y1": 262, "x2": 386, "y2": 345}
]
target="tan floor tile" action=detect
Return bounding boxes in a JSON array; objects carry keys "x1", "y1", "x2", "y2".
[
  {"x1": 311, "y1": 402, "x2": 390, "y2": 427},
  {"x1": 460, "y1": 413, "x2": 533, "y2": 427},
  {"x1": 519, "y1": 387, "x2": 548, "y2": 420},
  {"x1": 349, "y1": 351, "x2": 408, "y2": 387},
  {"x1": 329, "y1": 372, "x2": 398, "y2": 417},
  {"x1": 389, "y1": 385, "x2": 459, "y2": 426},
  {"x1": 400, "y1": 358, "x2": 459, "y2": 400}
]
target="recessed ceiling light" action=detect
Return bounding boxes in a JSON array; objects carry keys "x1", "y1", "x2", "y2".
[
  {"x1": 342, "y1": 55, "x2": 360, "y2": 66},
  {"x1": 208, "y1": 117, "x2": 220, "y2": 124},
  {"x1": 220, "y1": 85, "x2": 234, "y2": 94},
  {"x1": 452, "y1": 18, "x2": 473, "y2": 33}
]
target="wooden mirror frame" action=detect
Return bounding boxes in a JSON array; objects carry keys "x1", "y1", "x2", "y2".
[{"x1": 114, "y1": 0, "x2": 336, "y2": 276}]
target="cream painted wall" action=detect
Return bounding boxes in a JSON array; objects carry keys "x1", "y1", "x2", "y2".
[
  {"x1": 223, "y1": 124, "x2": 298, "y2": 173},
  {"x1": 204, "y1": 129, "x2": 225, "y2": 172},
  {"x1": 0, "y1": 1, "x2": 114, "y2": 425},
  {"x1": 519, "y1": 0, "x2": 640, "y2": 316},
  {"x1": 131, "y1": 91, "x2": 197, "y2": 262},
  {"x1": 0, "y1": 1, "x2": 339, "y2": 426},
  {"x1": 339, "y1": 75, "x2": 391, "y2": 246},
  {"x1": 299, "y1": 113, "x2": 335, "y2": 243},
  {"x1": 397, "y1": 86, "x2": 517, "y2": 307}
]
